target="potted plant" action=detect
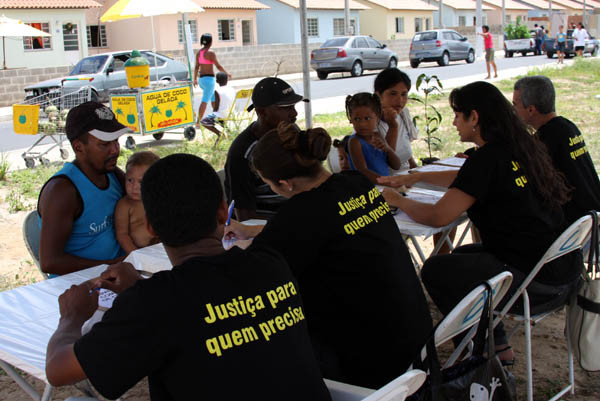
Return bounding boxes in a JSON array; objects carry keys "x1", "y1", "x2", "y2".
[{"x1": 411, "y1": 73, "x2": 443, "y2": 165}]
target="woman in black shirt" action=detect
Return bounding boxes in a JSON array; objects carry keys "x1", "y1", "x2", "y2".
[
  {"x1": 379, "y1": 81, "x2": 579, "y2": 365},
  {"x1": 226, "y1": 122, "x2": 432, "y2": 388}
]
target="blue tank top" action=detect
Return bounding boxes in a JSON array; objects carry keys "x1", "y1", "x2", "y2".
[
  {"x1": 348, "y1": 134, "x2": 390, "y2": 177},
  {"x1": 40, "y1": 162, "x2": 123, "y2": 265}
]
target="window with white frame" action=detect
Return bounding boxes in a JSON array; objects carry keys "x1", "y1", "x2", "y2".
[
  {"x1": 218, "y1": 19, "x2": 235, "y2": 41},
  {"x1": 333, "y1": 18, "x2": 356, "y2": 36},
  {"x1": 395, "y1": 17, "x2": 404, "y2": 33},
  {"x1": 415, "y1": 18, "x2": 422, "y2": 33},
  {"x1": 425, "y1": 18, "x2": 431, "y2": 30},
  {"x1": 307, "y1": 18, "x2": 319, "y2": 37},
  {"x1": 87, "y1": 25, "x2": 107, "y2": 48},
  {"x1": 458, "y1": 16, "x2": 466, "y2": 26},
  {"x1": 23, "y1": 22, "x2": 51, "y2": 50},
  {"x1": 63, "y1": 23, "x2": 79, "y2": 51},
  {"x1": 178, "y1": 20, "x2": 198, "y2": 43}
]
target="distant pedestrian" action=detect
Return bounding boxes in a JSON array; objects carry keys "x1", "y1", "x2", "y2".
[
  {"x1": 478, "y1": 25, "x2": 497, "y2": 79},
  {"x1": 534, "y1": 24, "x2": 543, "y2": 55},
  {"x1": 555, "y1": 25, "x2": 567, "y2": 64},
  {"x1": 573, "y1": 23, "x2": 589, "y2": 57}
]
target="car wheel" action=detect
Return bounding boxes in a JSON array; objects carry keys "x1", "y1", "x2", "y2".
[
  {"x1": 125, "y1": 136, "x2": 136, "y2": 150},
  {"x1": 90, "y1": 90, "x2": 100, "y2": 103},
  {"x1": 317, "y1": 70, "x2": 328, "y2": 80},
  {"x1": 388, "y1": 57, "x2": 397, "y2": 69},
  {"x1": 410, "y1": 60, "x2": 420, "y2": 68},
  {"x1": 437, "y1": 52, "x2": 450, "y2": 66},
  {"x1": 546, "y1": 51, "x2": 555, "y2": 59},
  {"x1": 350, "y1": 60, "x2": 363, "y2": 77},
  {"x1": 505, "y1": 51, "x2": 513, "y2": 58},
  {"x1": 466, "y1": 50, "x2": 475, "y2": 63}
]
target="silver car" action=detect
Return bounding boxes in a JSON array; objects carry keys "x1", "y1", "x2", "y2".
[
  {"x1": 24, "y1": 50, "x2": 189, "y2": 102},
  {"x1": 311, "y1": 36, "x2": 398, "y2": 80},
  {"x1": 409, "y1": 30, "x2": 475, "y2": 68}
]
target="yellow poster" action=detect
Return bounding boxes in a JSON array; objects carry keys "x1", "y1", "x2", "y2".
[
  {"x1": 13, "y1": 104, "x2": 40, "y2": 135},
  {"x1": 111, "y1": 96, "x2": 139, "y2": 133},
  {"x1": 141, "y1": 85, "x2": 194, "y2": 133}
]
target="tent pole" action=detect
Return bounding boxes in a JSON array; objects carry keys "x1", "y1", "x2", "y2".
[
  {"x1": 151, "y1": 15, "x2": 158, "y2": 81},
  {"x1": 3, "y1": 36, "x2": 6, "y2": 69}
]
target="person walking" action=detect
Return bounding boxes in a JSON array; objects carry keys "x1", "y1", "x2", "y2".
[
  {"x1": 573, "y1": 23, "x2": 589, "y2": 57},
  {"x1": 193, "y1": 33, "x2": 231, "y2": 127},
  {"x1": 478, "y1": 25, "x2": 497, "y2": 79},
  {"x1": 555, "y1": 25, "x2": 567, "y2": 64}
]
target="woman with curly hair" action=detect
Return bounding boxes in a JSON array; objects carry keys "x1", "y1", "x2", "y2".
[
  {"x1": 225, "y1": 122, "x2": 432, "y2": 388},
  {"x1": 379, "y1": 81, "x2": 580, "y2": 365}
]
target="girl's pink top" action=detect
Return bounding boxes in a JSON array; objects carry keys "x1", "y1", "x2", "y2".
[
  {"x1": 197, "y1": 48, "x2": 214, "y2": 65},
  {"x1": 484, "y1": 33, "x2": 493, "y2": 50}
]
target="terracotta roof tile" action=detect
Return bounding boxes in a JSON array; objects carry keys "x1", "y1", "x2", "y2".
[
  {"x1": 361, "y1": 0, "x2": 438, "y2": 11},
  {"x1": 482, "y1": 0, "x2": 533, "y2": 9},
  {"x1": 275, "y1": 0, "x2": 370, "y2": 10},
  {"x1": 0, "y1": 0, "x2": 100, "y2": 8},
  {"x1": 196, "y1": 0, "x2": 269, "y2": 9}
]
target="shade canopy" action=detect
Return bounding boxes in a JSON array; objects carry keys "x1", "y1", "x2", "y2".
[
  {"x1": 101, "y1": 0, "x2": 204, "y2": 22},
  {"x1": 0, "y1": 15, "x2": 52, "y2": 37}
]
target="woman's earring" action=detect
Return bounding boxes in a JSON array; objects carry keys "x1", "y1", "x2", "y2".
[{"x1": 472, "y1": 126, "x2": 476, "y2": 132}]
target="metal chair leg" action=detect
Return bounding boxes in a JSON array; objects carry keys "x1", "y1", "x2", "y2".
[{"x1": 522, "y1": 290, "x2": 534, "y2": 401}]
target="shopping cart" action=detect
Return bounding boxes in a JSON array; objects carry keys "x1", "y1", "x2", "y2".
[{"x1": 13, "y1": 78, "x2": 93, "y2": 168}]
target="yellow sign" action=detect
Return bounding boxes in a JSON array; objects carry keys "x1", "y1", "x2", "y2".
[
  {"x1": 13, "y1": 104, "x2": 40, "y2": 135},
  {"x1": 111, "y1": 96, "x2": 139, "y2": 133},
  {"x1": 141, "y1": 85, "x2": 194, "y2": 133}
]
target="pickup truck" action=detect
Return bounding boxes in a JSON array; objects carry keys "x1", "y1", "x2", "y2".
[
  {"x1": 544, "y1": 30, "x2": 599, "y2": 58},
  {"x1": 504, "y1": 35, "x2": 536, "y2": 57}
]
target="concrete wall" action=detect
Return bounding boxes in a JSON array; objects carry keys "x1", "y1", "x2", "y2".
[
  {"x1": 0, "y1": 65, "x2": 71, "y2": 106},
  {"x1": 0, "y1": 9, "x2": 89, "y2": 69},
  {"x1": 256, "y1": 0, "x2": 362, "y2": 44}
]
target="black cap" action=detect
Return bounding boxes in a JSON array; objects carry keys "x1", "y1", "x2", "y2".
[
  {"x1": 247, "y1": 77, "x2": 306, "y2": 111},
  {"x1": 66, "y1": 101, "x2": 132, "y2": 142}
]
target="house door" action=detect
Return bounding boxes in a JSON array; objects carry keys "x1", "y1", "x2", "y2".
[
  {"x1": 242, "y1": 20, "x2": 252, "y2": 45},
  {"x1": 63, "y1": 23, "x2": 82, "y2": 65}
]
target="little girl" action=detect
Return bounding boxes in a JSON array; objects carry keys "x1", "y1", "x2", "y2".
[{"x1": 346, "y1": 92, "x2": 401, "y2": 184}]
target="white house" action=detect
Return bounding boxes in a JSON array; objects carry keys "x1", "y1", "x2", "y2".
[
  {"x1": 0, "y1": 0, "x2": 101, "y2": 69},
  {"x1": 255, "y1": 0, "x2": 370, "y2": 44}
]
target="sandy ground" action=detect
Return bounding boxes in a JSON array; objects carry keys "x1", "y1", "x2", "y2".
[{"x1": 0, "y1": 200, "x2": 599, "y2": 400}]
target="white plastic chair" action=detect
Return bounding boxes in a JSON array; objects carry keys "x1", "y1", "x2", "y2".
[
  {"x1": 325, "y1": 369, "x2": 426, "y2": 401},
  {"x1": 493, "y1": 214, "x2": 593, "y2": 401},
  {"x1": 22, "y1": 210, "x2": 48, "y2": 280}
]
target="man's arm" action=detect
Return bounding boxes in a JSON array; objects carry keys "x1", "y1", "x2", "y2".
[
  {"x1": 213, "y1": 91, "x2": 221, "y2": 113},
  {"x1": 39, "y1": 178, "x2": 123, "y2": 275}
]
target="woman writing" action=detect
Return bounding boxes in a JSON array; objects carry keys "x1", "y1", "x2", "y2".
[
  {"x1": 379, "y1": 81, "x2": 580, "y2": 365},
  {"x1": 193, "y1": 33, "x2": 231, "y2": 127},
  {"x1": 226, "y1": 123, "x2": 432, "y2": 388}
]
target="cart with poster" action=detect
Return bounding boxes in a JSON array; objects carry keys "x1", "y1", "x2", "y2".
[
  {"x1": 109, "y1": 81, "x2": 196, "y2": 149},
  {"x1": 13, "y1": 79, "x2": 93, "y2": 168}
]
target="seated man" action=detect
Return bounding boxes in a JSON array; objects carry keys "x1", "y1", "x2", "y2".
[
  {"x1": 513, "y1": 76, "x2": 600, "y2": 223},
  {"x1": 45, "y1": 154, "x2": 332, "y2": 401},
  {"x1": 38, "y1": 102, "x2": 131, "y2": 276},
  {"x1": 200, "y1": 71, "x2": 236, "y2": 140},
  {"x1": 224, "y1": 77, "x2": 306, "y2": 220}
]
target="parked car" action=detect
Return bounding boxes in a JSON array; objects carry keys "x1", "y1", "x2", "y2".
[
  {"x1": 409, "y1": 29, "x2": 475, "y2": 68},
  {"x1": 310, "y1": 36, "x2": 398, "y2": 80},
  {"x1": 544, "y1": 30, "x2": 599, "y2": 58},
  {"x1": 504, "y1": 32, "x2": 536, "y2": 57},
  {"x1": 24, "y1": 50, "x2": 189, "y2": 102}
]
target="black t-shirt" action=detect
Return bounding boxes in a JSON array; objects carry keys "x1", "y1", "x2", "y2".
[
  {"x1": 451, "y1": 143, "x2": 578, "y2": 283},
  {"x1": 537, "y1": 116, "x2": 600, "y2": 224},
  {"x1": 253, "y1": 171, "x2": 433, "y2": 388},
  {"x1": 74, "y1": 246, "x2": 331, "y2": 401},
  {"x1": 224, "y1": 122, "x2": 286, "y2": 218}
]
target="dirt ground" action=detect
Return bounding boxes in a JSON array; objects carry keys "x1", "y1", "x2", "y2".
[{"x1": 0, "y1": 197, "x2": 599, "y2": 400}]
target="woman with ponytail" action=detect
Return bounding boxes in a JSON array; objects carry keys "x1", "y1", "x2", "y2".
[{"x1": 225, "y1": 122, "x2": 432, "y2": 388}]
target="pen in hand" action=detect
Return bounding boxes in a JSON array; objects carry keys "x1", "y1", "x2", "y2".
[{"x1": 226, "y1": 200, "x2": 235, "y2": 226}]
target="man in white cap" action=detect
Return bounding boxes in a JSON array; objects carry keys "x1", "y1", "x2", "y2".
[
  {"x1": 224, "y1": 77, "x2": 306, "y2": 221},
  {"x1": 37, "y1": 101, "x2": 132, "y2": 276}
]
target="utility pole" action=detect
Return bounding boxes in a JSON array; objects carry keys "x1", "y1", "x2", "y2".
[
  {"x1": 345, "y1": 0, "x2": 351, "y2": 35},
  {"x1": 439, "y1": 0, "x2": 444, "y2": 28},
  {"x1": 299, "y1": 0, "x2": 312, "y2": 128},
  {"x1": 476, "y1": 0, "x2": 483, "y2": 58}
]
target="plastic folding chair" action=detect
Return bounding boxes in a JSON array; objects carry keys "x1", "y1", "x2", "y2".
[
  {"x1": 493, "y1": 214, "x2": 594, "y2": 401},
  {"x1": 201, "y1": 88, "x2": 255, "y2": 142},
  {"x1": 325, "y1": 369, "x2": 426, "y2": 401},
  {"x1": 22, "y1": 210, "x2": 48, "y2": 280}
]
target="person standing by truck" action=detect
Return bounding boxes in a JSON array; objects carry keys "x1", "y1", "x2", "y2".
[
  {"x1": 478, "y1": 26, "x2": 497, "y2": 79},
  {"x1": 555, "y1": 25, "x2": 567, "y2": 64},
  {"x1": 573, "y1": 23, "x2": 590, "y2": 57},
  {"x1": 534, "y1": 24, "x2": 543, "y2": 55}
]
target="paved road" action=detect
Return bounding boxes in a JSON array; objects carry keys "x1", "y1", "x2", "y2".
[{"x1": 0, "y1": 53, "x2": 563, "y2": 152}]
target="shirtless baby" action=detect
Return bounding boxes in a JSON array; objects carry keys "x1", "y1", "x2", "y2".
[{"x1": 115, "y1": 151, "x2": 160, "y2": 254}]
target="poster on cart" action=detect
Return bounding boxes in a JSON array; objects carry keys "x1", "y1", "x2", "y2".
[
  {"x1": 141, "y1": 85, "x2": 194, "y2": 134},
  {"x1": 111, "y1": 95, "x2": 140, "y2": 133}
]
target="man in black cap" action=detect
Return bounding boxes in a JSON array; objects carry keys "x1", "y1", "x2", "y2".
[
  {"x1": 225, "y1": 77, "x2": 306, "y2": 220},
  {"x1": 37, "y1": 101, "x2": 132, "y2": 276}
]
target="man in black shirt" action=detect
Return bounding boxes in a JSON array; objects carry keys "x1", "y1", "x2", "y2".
[
  {"x1": 225, "y1": 77, "x2": 306, "y2": 220},
  {"x1": 513, "y1": 76, "x2": 600, "y2": 223},
  {"x1": 45, "y1": 154, "x2": 331, "y2": 401}
]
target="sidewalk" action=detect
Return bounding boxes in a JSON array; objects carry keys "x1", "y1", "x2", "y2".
[{"x1": 4, "y1": 53, "x2": 570, "y2": 172}]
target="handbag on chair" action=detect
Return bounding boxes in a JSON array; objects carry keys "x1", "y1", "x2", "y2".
[
  {"x1": 409, "y1": 283, "x2": 516, "y2": 401},
  {"x1": 568, "y1": 210, "x2": 600, "y2": 372}
]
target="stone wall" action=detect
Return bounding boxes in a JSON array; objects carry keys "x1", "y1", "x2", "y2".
[{"x1": 0, "y1": 66, "x2": 71, "y2": 107}]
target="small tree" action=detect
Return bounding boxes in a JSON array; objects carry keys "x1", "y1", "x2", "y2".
[
  {"x1": 505, "y1": 18, "x2": 530, "y2": 40},
  {"x1": 411, "y1": 73, "x2": 443, "y2": 163}
]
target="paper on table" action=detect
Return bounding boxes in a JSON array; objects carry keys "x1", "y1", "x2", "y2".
[
  {"x1": 434, "y1": 157, "x2": 466, "y2": 167},
  {"x1": 412, "y1": 164, "x2": 460, "y2": 173},
  {"x1": 98, "y1": 288, "x2": 117, "y2": 309}
]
